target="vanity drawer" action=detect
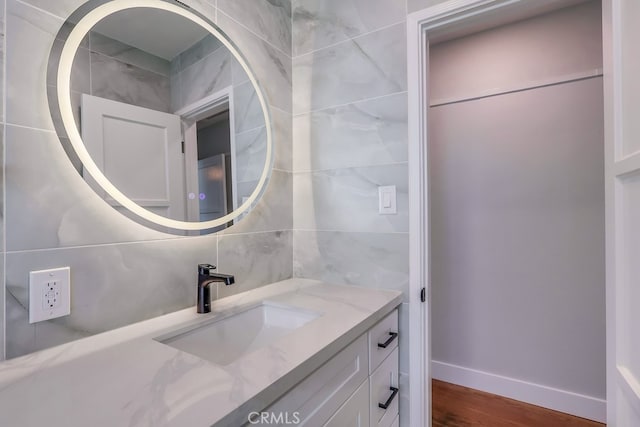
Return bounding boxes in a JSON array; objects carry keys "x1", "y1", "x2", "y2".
[
  {"x1": 370, "y1": 347, "x2": 399, "y2": 427},
  {"x1": 368, "y1": 309, "x2": 399, "y2": 374},
  {"x1": 265, "y1": 334, "x2": 368, "y2": 426},
  {"x1": 323, "y1": 378, "x2": 370, "y2": 427}
]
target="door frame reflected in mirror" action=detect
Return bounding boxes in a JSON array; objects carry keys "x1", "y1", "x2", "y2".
[{"x1": 178, "y1": 86, "x2": 238, "y2": 226}]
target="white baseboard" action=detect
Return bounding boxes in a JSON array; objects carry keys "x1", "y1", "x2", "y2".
[{"x1": 431, "y1": 360, "x2": 606, "y2": 423}]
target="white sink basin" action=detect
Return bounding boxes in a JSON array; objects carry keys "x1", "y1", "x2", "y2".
[{"x1": 156, "y1": 302, "x2": 320, "y2": 365}]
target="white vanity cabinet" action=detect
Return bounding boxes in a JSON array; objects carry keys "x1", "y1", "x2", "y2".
[
  {"x1": 324, "y1": 379, "x2": 370, "y2": 426},
  {"x1": 369, "y1": 347, "x2": 399, "y2": 427},
  {"x1": 264, "y1": 334, "x2": 369, "y2": 425},
  {"x1": 258, "y1": 309, "x2": 399, "y2": 427},
  {"x1": 368, "y1": 310, "x2": 399, "y2": 427}
]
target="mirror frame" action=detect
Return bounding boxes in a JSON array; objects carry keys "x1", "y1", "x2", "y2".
[{"x1": 49, "y1": 0, "x2": 274, "y2": 233}]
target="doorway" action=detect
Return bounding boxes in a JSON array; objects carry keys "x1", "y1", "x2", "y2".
[
  {"x1": 406, "y1": 1, "x2": 612, "y2": 425},
  {"x1": 428, "y1": 2, "x2": 605, "y2": 422},
  {"x1": 179, "y1": 87, "x2": 239, "y2": 230},
  {"x1": 194, "y1": 110, "x2": 235, "y2": 224}
]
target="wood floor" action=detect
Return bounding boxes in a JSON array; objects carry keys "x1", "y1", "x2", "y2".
[{"x1": 432, "y1": 380, "x2": 605, "y2": 427}]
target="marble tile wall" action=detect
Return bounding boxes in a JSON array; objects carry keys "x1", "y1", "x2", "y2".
[
  {"x1": 2, "y1": 0, "x2": 293, "y2": 359},
  {"x1": 291, "y1": 0, "x2": 411, "y2": 424}
]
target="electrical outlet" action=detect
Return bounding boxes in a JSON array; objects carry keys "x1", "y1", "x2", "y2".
[{"x1": 29, "y1": 267, "x2": 71, "y2": 324}]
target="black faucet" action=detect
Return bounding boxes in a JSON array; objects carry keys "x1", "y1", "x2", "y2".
[{"x1": 197, "y1": 264, "x2": 235, "y2": 313}]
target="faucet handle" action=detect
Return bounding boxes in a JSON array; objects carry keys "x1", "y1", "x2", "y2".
[{"x1": 198, "y1": 264, "x2": 216, "y2": 275}]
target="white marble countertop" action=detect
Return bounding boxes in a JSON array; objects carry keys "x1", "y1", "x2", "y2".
[{"x1": 0, "y1": 278, "x2": 402, "y2": 427}]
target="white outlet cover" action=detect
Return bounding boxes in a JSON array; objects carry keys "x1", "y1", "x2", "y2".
[{"x1": 29, "y1": 267, "x2": 71, "y2": 324}]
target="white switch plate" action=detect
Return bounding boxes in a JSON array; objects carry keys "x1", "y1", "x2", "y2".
[
  {"x1": 378, "y1": 185, "x2": 397, "y2": 214},
  {"x1": 29, "y1": 267, "x2": 71, "y2": 324}
]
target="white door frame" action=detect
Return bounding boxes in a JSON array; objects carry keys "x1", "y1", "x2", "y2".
[
  {"x1": 602, "y1": 1, "x2": 640, "y2": 426},
  {"x1": 406, "y1": 1, "x2": 613, "y2": 425},
  {"x1": 176, "y1": 86, "x2": 238, "y2": 222}
]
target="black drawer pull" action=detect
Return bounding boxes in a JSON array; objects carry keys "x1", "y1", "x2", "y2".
[
  {"x1": 377, "y1": 332, "x2": 398, "y2": 349},
  {"x1": 378, "y1": 386, "x2": 399, "y2": 410}
]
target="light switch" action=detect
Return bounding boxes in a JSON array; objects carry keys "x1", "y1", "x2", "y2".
[
  {"x1": 378, "y1": 185, "x2": 397, "y2": 214},
  {"x1": 29, "y1": 267, "x2": 71, "y2": 324},
  {"x1": 382, "y1": 192, "x2": 392, "y2": 208}
]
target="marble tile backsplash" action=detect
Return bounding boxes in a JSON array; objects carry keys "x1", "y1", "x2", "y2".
[
  {"x1": 217, "y1": 11, "x2": 292, "y2": 114},
  {"x1": 5, "y1": 125, "x2": 166, "y2": 251},
  {"x1": 217, "y1": 230, "x2": 294, "y2": 298},
  {"x1": 6, "y1": 0, "x2": 62, "y2": 131},
  {"x1": 293, "y1": 231, "x2": 409, "y2": 301},
  {"x1": 217, "y1": 0, "x2": 292, "y2": 56},
  {"x1": 293, "y1": 164, "x2": 409, "y2": 233},
  {"x1": 293, "y1": 22, "x2": 407, "y2": 114},
  {"x1": 5, "y1": 236, "x2": 219, "y2": 358},
  {"x1": 2, "y1": 0, "x2": 293, "y2": 359},
  {"x1": 292, "y1": 0, "x2": 406, "y2": 56},
  {"x1": 291, "y1": 3, "x2": 409, "y2": 296},
  {"x1": 291, "y1": 2, "x2": 411, "y2": 424},
  {"x1": 292, "y1": 92, "x2": 408, "y2": 171}
]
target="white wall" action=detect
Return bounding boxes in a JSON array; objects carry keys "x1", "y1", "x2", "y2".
[{"x1": 428, "y1": 0, "x2": 606, "y2": 419}]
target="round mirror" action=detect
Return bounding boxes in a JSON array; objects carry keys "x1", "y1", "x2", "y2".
[{"x1": 48, "y1": 0, "x2": 273, "y2": 235}]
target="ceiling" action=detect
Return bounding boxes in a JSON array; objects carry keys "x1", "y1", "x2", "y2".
[{"x1": 92, "y1": 7, "x2": 210, "y2": 60}]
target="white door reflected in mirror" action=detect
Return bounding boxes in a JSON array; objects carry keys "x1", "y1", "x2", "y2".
[{"x1": 82, "y1": 93, "x2": 239, "y2": 230}]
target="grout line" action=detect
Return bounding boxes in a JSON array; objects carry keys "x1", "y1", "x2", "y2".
[
  {"x1": 291, "y1": 229, "x2": 410, "y2": 235},
  {"x1": 217, "y1": 10, "x2": 292, "y2": 59},
  {"x1": 6, "y1": 230, "x2": 292, "y2": 254},
  {"x1": 269, "y1": 104, "x2": 292, "y2": 116},
  {"x1": 5, "y1": 122, "x2": 56, "y2": 133},
  {"x1": 235, "y1": 123, "x2": 266, "y2": 136},
  {"x1": 5, "y1": 236, "x2": 214, "y2": 254},
  {"x1": 14, "y1": 0, "x2": 64, "y2": 21},
  {"x1": 89, "y1": 50, "x2": 170, "y2": 78},
  {"x1": 291, "y1": 161, "x2": 409, "y2": 175},
  {"x1": 219, "y1": 229, "x2": 293, "y2": 238},
  {"x1": 292, "y1": 19, "x2": 407, "y2": 59},
  {"x1": 292, "y1": 91, "x2": 408, "y2": 117}
]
